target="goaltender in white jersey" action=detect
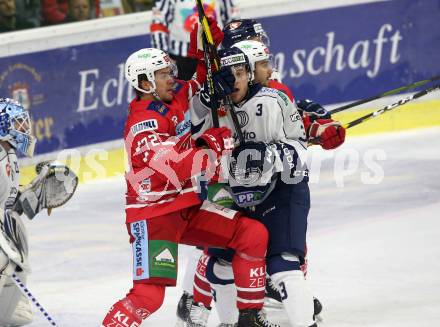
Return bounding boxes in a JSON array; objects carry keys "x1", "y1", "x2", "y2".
[
  {"x1": 0, "y1": 98, "x2": 36, "y2": 326},
  {"x1": 1, "y1": 97, "x2": 79, "y2": 326}
]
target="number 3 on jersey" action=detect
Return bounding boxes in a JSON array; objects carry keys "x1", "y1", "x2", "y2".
[
  {"x1": 256, "y1": 103, "x2": 263, "y2": 116},
  {"x1": 279, "y1": 281, "x2": 288, "y2": 300}
]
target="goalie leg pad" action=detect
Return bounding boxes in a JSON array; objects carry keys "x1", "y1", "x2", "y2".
[{"x1": 0, "y1": 271, "x2": 33, "y2": 326}]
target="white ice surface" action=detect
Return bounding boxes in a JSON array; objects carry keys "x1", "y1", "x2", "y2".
[{"x1": 23, "y1": 127, "x2": 440, "y2": 326}]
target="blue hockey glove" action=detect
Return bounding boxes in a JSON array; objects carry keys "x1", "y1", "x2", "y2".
[
  {"x1": 213, "y1": 66, "x2": 236, "y2": 99},
  {"x1": 296, "y1": 99, "x2": 331, "y2": 120}
]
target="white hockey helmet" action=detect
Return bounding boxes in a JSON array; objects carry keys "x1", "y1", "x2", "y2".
[
  {"x1": 124, "y1": 48, "x2": 176, "y2": 96},
  {"x1": 232, "y1": 40, "x2": 271, "y2": 82}
]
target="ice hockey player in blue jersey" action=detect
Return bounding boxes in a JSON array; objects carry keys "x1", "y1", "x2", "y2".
[{"x1": 187, "y1": 43, "x2": 345, "y2": 327}]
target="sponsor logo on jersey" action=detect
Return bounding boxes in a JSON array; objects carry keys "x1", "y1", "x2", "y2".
[
  {"x1": 236, "y1": 111, "x2": 249, "y2": 128},
  {"x1": 131, "y1": 221, "x2": 149, "y2": 280},
  {"x1": 261, "y1": 87, "x2": 278, "y2": 95},
  {"x1": 131, "y1": 119, "x2": 158, "y2": 136},
  {"x1": 136, "y1": 308, "x2": 151, "y2": 319},
  {"x1": 149, "y1": 240, "x2": 178, "y2": 279},
  {"x1": 154, "y1": 248, "x2": 175, "y2": 266},
  {"x1": 290, "y1": 112, "x2": 301, "y2": 122},
  {"x1": 235, "y1": 191, "x2": 263, "y2": 205},
  {"x1": 147, "y1": 101, "x2": 169, "y2": 116},
  {"x1": 234, "y1": 130, "x2": 256, "y2": 142},
  {"x1": 175, "y1": 111, "x2": 191, "y2": 137},
  {"x1": 138, "y1": 178, "x2": 151, "y2": 197},
  {"x1": 278, "y1": 91, "x2": 290, "y2": 106},
  {"x1": 221, "y1": 54, "x2": 247, "y2": 67},
  {"x1": 250, "y1": 266, "x2": 265, "y2": 278}
]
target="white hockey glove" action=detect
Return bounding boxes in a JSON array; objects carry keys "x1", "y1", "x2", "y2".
[{"x1": 14, "y1": 161, "x2": 78, "y2": 219}]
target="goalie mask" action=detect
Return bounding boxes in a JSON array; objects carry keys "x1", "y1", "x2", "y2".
[
  {"x1": 125, "y1": 48, "x2": 178, "y2": 100},
  {"x1": 0, "y1": 98, "x2": 36, "y2": 157},
  {"x1": 222, "y1": 19, "x2": 270, "y2": 49}
]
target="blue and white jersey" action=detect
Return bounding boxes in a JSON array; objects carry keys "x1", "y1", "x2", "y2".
[
  {"x1": 191, "y1": 85, "x2": 308, "y2": 207},
  {"x1": 191, "y1": 85, "x2": 308, "y2": 164}
]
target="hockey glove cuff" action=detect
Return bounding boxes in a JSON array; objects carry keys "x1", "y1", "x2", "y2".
[
  {"x1": 196, "y1": 127, "x2": 234, "y2": 156},
  {"x1": 307, "y1": 118, "x2": 346, "y2": 150}
]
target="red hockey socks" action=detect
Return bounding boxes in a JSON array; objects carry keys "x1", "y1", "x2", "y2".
[
  {"x1": 102, "y1": 284, "x2": 165, "y2": 326},
  {"x1": 102, "y1": 298, "x2": 143, "y2": 327},
  {"x1": 193, "y1": 253, "x2": 213, "y2": 308},
  {"x1": 232, "y1": 253, "x2": 266, "y2": 310}
]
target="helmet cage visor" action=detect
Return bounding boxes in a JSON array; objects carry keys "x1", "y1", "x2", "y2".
[{"x1": 0, "y1": 100, "x2": 36, "y2": 157}]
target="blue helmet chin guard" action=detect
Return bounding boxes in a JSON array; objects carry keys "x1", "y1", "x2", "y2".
[
  {"x1": 222, "y1": 19, "x2": 270, "y2": 49},
  {"x1": 0, "y1": 98, "x2": 36, "y2": 157}
]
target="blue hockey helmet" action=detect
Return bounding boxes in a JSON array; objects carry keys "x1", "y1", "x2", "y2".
[
  {"x1": 222, "y1": 19, "x2": 270, "y2": 49},
  {"x1": 0, "y1": 98, "x2": 36, "y2": 157},
  {"x1": 218, "y1": 46, "x2": 252, "y2": 82}
]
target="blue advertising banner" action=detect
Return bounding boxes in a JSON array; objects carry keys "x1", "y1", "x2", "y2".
[
  {"x1": 1, "y1": 0, "x2": 439, "y2": 155},
  {"x1": 262, "y1": 0, "x2": 440, "y2": 104}
]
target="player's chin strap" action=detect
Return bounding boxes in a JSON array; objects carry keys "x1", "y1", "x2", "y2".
[{"x1": 13, "y1": 161, "x2": 79, "y2": 220}]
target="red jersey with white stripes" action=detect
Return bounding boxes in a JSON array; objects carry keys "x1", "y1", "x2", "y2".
[{"x1": 124, "y1": 79, "x2": 207, "y2": 223}]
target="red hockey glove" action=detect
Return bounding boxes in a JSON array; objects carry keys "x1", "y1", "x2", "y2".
[
  {"x1": 207, "y1": 17, "x2": 224, "y2": 48},
  {"x1": 306, "y1": 118, "x2": 346, "y2": 150},
  {"x1": 195, "y1": 127, "x2": 234, "y2": 156},
  {"x1": 188, "y1": 17, "x2": 224, "y2": 60}
]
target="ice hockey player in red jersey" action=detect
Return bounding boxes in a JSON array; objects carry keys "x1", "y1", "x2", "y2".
[{"x1": 101, "y1": 40, "x2": 271, "y2": 326}]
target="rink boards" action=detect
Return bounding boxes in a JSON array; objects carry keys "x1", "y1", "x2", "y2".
[{"x1": 0, "y1": 0, "x2": 438, "y2": 183}]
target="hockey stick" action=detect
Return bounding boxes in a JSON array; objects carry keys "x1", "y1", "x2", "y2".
[
  {"x1": 196, "y1": 0, "x2": 219, "y2": 128},
  {"x1": 344, "y1": 84, "x2": 440, "y2": 129},
  {"x1": 331, "y1": 75, "x2": 440, "y2": 114},
  {"x1": 11, "y1": 273, "x2": 59, "y2": 326},
  {"x1": 195, "y1": 0, "x2": 245, "y2": 144}
]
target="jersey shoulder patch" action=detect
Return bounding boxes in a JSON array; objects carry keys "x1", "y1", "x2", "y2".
[
  {"x1": 147, "y1": 101, "x2": 169, "y2": 116},
  {"x1": 259, "y1": 87, "x2": 280, "y2": 98},
  {"x1": 276, "y1": 90, "x2": 291, "y2": 107}
]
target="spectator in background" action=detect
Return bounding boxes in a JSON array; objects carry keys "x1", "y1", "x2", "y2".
[
  {"x1": 65, "y1": 0, "x2": 91, "y2": 21},
  {"x1": 100, "y1": 0, "x2": 135, "y2": 17},
  {"x1": 150, "y1": 0, "x2": 239, "y2": 80},
  {"x1": 15, "y1": 0, "x2": 41, "y2": 28},
  {"x1": 132, "y1": 0, "x2": 153, "y2": 12},
  {"x1": 41, "y1": 0, "x2": 100, "y2": 25},
  {"x1": 0, "y1": 0, "x2": 33, "y2": 32}
]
